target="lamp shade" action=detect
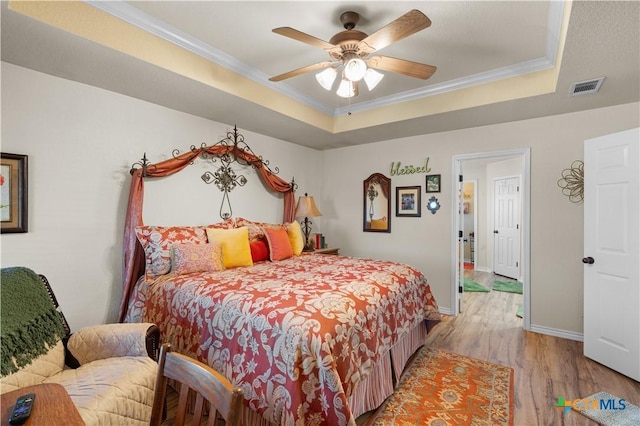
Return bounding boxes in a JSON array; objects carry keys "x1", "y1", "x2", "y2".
[
  {"x1": 363, "y1": 68, "x2": 384, "y2": 90},
  {"x1": 336, "y1": 78, "x2": 356, "y2": 98},
  {"x1": 344, "y1": 58, "x2": 367, "y2": 81},
  {"x1": 315, "y1": 68, "x2": 337, "y2": 91},
  {"x1": 295, "y1": 195, "x2": 322, "y2": 218}
]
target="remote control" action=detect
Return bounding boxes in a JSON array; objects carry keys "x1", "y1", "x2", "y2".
[{"x1": 8, "y1": 393, "x2": 35, "y2": 425}]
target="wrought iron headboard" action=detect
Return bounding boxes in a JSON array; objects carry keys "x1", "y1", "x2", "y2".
[{"x1": 130, "y1": 125, "x2": 296, "y2": 219}]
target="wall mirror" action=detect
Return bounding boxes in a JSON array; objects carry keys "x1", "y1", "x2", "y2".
[{"x1": 363, "y1": 173, "x2": 391, "y2": 232}]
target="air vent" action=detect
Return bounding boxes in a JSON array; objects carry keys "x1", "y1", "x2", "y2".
[{"x1": 570, "y1": 77, "x2": 605, "y2": 96}]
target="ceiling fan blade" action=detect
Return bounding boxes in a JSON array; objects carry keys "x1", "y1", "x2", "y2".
[
  {"x1": 367, "y1": 56, "x2": 437, "y2": 80},
  {"x1": 358, "y1": 10, "x2": 431, "y2": 53},
  {"x1": 269, "y1": 62, "x2": 334, "y2": 82},
  {"x1": 272, "y1": 27, "x2": 336, "y2": 51}
]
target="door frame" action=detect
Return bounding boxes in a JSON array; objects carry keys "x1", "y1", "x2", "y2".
[{"x1": 451, "y1": 148, "x2": 531, "y2": 330}]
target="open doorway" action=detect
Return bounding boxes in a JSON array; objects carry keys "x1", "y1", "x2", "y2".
[{"x1": 451, "y1": 149, "x2": 531, "y2": 330}]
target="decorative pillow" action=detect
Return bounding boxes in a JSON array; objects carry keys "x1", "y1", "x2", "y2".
[
  {"x1": 235, "y1": 217, "x2": 283, "y2": 241},
  {"x1": 135, "y1": 225, "x2": 208, "y2": 282},
  {"x1": 286, "y1": 221, "x2": 305, "y2": 255},
  {"x1": 206, "y1": 227, "x2": 253, "y2": 268},
  {"x1": 249, "y1": 239, "x2": 270, "y2": 263},
  {"x1": 172, "y1": 242, "x2": 225, "y2": 275},
  {"x1": 263, "y1": 226, "x2": 294, "y2": 261},
  {"x1": 206, "y1": 217, "x2": 237, "y2": 230}
]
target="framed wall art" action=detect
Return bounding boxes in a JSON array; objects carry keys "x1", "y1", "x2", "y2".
[
  {"x1": 396, "y1": 186, "x2": 421, "y2": 217},
  {"x1": 425, "y1": 174, "x2": 441, "y2": 193},
  {"x1": 1, "y1": 153, "x2": 28, "y2": 233}
]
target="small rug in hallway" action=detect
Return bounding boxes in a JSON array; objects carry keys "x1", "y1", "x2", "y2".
[
  {"x1": 573, "y1": 391, "x2": 640, "y2": 426},
  {"x1": 463, "y1": 278, "x2": 489, "y2": 292},
  {"x1": 464, "y1": 262, "x2": 474, "y2": 270},
  {"x1": 516, "y1": 303, "x2": 523, "y2": 318},
  {"x1": 365, "y1": 347, "x2": 514, "y2": 426},
  {"x1": 492, "y1": 280, "x2": 523, "y2": 294}
]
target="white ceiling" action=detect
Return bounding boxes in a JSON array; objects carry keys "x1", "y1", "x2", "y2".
[{"x1": 2, "y1": 1, "x2": 638, "y2": 150}]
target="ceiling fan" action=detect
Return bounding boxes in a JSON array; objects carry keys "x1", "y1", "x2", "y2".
[{"x1": 269, "y1": 9, "x2": 437, "y2": 98}]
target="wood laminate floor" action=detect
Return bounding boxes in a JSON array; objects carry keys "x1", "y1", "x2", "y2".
[{"x1": 164, "y1": 269, "x2": 640, "y2": 425}]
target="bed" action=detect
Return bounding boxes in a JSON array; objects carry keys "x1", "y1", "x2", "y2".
[
  {"x1": 119, "y1": 133, "x2": 440, "y2": 425},
  {"x1": 125, "y1": 244, "x2": 439, "y2": 425}
]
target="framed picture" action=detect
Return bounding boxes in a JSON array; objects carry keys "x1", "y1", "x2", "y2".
[
  {"x1": 1, "y1": 153, "x2": 28, "y2": 233},
  {"x1": 426, "y1": 174, "x2": 441, "y2": 193},
  {"x1": 395, "y1": 186, "x2": 421, "y2": 217}
]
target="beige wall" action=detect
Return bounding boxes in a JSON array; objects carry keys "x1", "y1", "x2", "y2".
[
  {"x1": 0, "y1": 62, "x2": 322, "y2": 329},
  {"x1": 321, "y1": 102, "x2": 640, "y2": 337}
]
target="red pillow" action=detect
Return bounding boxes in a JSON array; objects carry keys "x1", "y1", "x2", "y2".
[
  {"x1": 263, "y1": 227, "x2": 294, "y2": 261},
  {"x1": 250, "y1": 239, "x2": 269, "y2": 262}
]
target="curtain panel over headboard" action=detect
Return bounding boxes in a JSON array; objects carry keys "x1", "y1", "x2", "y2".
[{"x1": 118, "y1": 145, "x2": 296, "y2": 322}]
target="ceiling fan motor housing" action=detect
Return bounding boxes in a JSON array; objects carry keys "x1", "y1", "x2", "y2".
[{"x1": 339, "y1": 11, "x2": 360, "y2": 30}]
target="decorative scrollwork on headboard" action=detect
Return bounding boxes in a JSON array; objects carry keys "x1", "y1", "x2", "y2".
[
  {"x1": 129, "y1": 153, "x2": 156, "y2": 176},
  {"x1": 166, "y1": 125, "x2": 282, "y2": 219}
]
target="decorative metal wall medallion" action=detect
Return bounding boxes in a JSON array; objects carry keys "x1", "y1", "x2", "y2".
[
  {"x1": 557, "y1": 160, "x2": 584, "y2": 204},
  {"x1": 426, "y1": 196, "x2": 440, "y2": 214}
]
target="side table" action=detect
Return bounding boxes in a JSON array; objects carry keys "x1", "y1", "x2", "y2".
[
  {"x1": 314, "y1": 247, "x2": 339, "y2": 255},
  {"x1": 1, "y1": 383, "x2": 85, "y2": 425}
]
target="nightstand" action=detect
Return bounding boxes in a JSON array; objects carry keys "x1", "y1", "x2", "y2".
[{"x1": 314, "y1": 247, "x2": 340, "y2": 255}]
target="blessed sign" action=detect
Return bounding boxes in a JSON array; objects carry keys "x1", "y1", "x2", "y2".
[{"x1": 390, "y1": 158, "x2": 431, "y2": 176}]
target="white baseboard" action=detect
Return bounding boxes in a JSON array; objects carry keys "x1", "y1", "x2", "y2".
[
  {"x1": 476, "y1": 266, "x2": 492, "y2": 273},
  {"x1": 529, "y1": 324, "x2": 583, "y2": 342},
  {"x1": 438, "y1": 307, "x2": 454, "y2": 316},
  {"x1": 434, "y1": 310, "x2": 584, "y2": 342}
]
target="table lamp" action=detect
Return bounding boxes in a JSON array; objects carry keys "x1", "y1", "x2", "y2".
[{"x1": 295, "y1": 193, "x2": 322, "y2": 251}]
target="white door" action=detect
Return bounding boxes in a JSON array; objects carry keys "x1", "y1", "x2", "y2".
[
  {"x1": 584, "y1": 127, "x2": 640, "y2": 381},
  {"x1": 493, "y1": 177, "x2": 520, "y2": 279}
]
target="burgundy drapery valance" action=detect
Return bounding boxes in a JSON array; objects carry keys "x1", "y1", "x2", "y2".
[{"x1": 118, "y1": 145, "x2": 295, "y2": 322}]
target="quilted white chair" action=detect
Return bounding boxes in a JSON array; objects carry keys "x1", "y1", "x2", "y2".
[{"x1": 0, "y1": 267, "x2": 159, "y2": 425}]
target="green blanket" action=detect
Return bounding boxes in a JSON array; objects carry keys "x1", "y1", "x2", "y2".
[{"x1": 1, "y1": 267, "x2": 65, "y2": 376}]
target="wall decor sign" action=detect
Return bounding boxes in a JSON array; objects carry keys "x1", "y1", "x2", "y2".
[
  {"x1": 425, "y1": 174, "x2": 441, "y2": 193},
  {"x1": 1, "y1": 153, "x2": 28, "y2": 233},
  {"x1": 390, "y1": 158, "x2": 431, "y2": 176},
  {"x1": 396, "y1": 186, "x2": 421, "y2": 217}
]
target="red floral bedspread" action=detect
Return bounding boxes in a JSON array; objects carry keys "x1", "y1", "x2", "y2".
[{"x1": 125, "y1": 254, "x2": 440, "y2": 425}]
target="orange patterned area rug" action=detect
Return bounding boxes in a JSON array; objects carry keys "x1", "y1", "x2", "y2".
[{"x1": 365, "y1": 347, "x2": 514, "y2": 426}]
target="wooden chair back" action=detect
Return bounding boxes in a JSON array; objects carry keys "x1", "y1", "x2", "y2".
[{"x1": 150, "y1": 343, "x2": 244, "y2": 426}]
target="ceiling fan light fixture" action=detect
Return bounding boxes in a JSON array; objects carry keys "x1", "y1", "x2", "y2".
[
  {"x1": 336, "y1": 78, "x2": 356, "y2": 98},
  {"x1": 363, "y1": 68, "x2": 384, "y2": 90},
  {"x1": 344, "y1": 57, "x2": 367, "y2": 81},
  {"x1": 315, "y1": 68, "x2": 337, "y2": 90}
]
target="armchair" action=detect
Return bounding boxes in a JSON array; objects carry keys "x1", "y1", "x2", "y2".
[{"x1": 0, "y1": 267, "x2": 159, "y2": 425}]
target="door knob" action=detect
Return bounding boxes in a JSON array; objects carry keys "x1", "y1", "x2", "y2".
[
  {"x1": 493, "y1": 230, "x2": 499, "y2": 234},
  {"x1": 582, "y1": 257, "x2": 595, "y2": 264}
]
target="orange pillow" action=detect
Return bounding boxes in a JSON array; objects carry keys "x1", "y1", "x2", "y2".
[{"x1": 263, "y1": 227, "x2": 294, "y2": 261}]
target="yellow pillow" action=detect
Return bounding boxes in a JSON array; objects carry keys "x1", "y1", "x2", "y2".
[
  {"x1": 286, "y1": 221, "x2": 305, "y2": 255},
  {"x1": 206, "y1": 227, "x2": 253, "y2": 268}
]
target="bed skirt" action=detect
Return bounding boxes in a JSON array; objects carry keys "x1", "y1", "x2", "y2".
[{"x1": 242, "y1": 320, "x2": 429, "y2": 425}]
